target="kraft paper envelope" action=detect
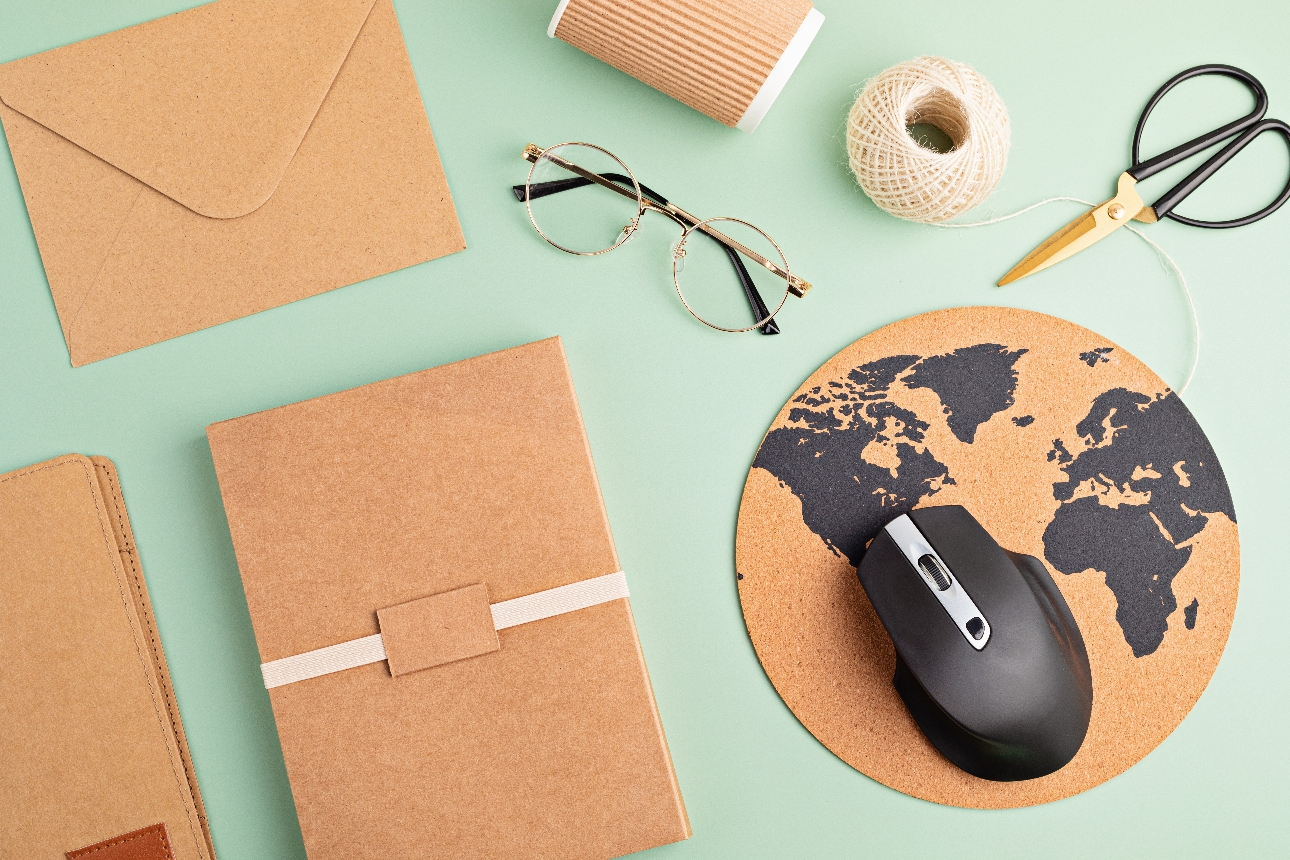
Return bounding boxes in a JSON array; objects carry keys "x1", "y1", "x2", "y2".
[
  {"x1": 0, "y1": 455, "x2": 215, "y2": 860},
  {"x1": 207, "y1": 337, "x2": 691, "y2": 859},
  {"x1": 0, "y1": 0, "x2": 464, "y2": 367}
]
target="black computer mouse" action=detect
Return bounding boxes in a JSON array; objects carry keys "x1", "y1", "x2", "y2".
[{"x1": 857, "y1": 505, "x2": 1093, "y2": 781}]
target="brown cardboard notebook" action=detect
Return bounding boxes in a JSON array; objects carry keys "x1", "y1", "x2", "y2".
[
  {"x1": 0, "y1": 0, "x2": 464, "y2": 366},
  {"x1": 207, "y1": 338, "x2": 690, "y2": 860},
  {"x1": 0, "y1": 455, "x2": 215, "y2": 860}
]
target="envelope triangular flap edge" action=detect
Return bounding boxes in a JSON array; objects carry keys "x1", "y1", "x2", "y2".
[{"x1": 0, "y1": 0, "x2": 380, "y2": 219}]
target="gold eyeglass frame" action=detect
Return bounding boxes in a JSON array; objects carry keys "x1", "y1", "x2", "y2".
[{"x1": 520, "y1": 142, "x2": 812, "y2": 333}]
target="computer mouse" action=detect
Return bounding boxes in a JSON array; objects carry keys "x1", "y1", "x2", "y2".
[{"x1": 857, "y1": 505, "x2": 1093, "y2": 781}]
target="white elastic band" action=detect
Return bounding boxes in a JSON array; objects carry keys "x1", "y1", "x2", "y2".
[
  {"x1": 261, "y1": 633, "x2": 386, "y2": 689},
  {"x1": 260, "y1": 572, "x2": 629, "y2": 689},
  {"x1": 491, "y1": 570, "x2": 628, "y2": 630}
]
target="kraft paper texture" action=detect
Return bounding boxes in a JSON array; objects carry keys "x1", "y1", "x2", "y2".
[
  {"x1": 0, "y1": 0, "x2": 464, "y2": 366},
  {"x1": 377, "y1": 584, "x2": 501, "y2": 677},
  {"x1": 554, "y1": 0, "x2": 814, "y2": 127},
  {"x1": 0, "y1": 455, "x2": 214, "y2": 860},
  {"x1": 736, "y1": 307, "x2": 1240, "y2": 807},
  {"x1": 207, "y1": 337, "x2": 690, "y2": 859}
]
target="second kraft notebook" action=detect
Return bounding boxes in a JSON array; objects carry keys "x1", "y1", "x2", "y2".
[{"x1": 206, "y1": 338, "x2": 689, "y2": 860}]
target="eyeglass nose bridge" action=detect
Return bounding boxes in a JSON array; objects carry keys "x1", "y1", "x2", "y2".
[{"x1": 671, "y1": 235, "x2": 688, "y2": 272}]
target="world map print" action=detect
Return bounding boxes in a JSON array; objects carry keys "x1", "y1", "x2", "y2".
[{"x1": 753, "y1": 342, "x2": 1235, "y2": 657}]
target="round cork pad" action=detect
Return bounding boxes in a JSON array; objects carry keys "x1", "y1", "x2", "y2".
[{"x1": 735, "y1": 307, "x2": 1239, "y2": 808}]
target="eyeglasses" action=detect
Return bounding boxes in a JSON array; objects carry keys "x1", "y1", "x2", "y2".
[{"x1": 512, "y1": 142, "x2": 812, "y2": 334}]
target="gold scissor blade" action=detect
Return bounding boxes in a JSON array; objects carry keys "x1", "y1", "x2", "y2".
[
  {"x1": 997, "y1": 209, "x2": 1102, "y2": 286},
  {"x1": 997, "y1": 172, "x2": 1147, "y2": 286}
]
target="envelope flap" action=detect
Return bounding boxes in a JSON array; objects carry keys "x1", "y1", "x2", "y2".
[{"x1": 0, "y1": 0, "x2": 380, "y2": 219}]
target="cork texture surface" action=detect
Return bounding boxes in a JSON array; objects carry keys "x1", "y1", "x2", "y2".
[{"x1": 735, "y1": 307, "x2": 1239, "y2": 807}]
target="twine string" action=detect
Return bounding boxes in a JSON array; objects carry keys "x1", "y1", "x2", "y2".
[
  {"x1": 847, "y1": 57, "x2": 1011, "y2": 223},
  {"x1": 937, "y1": 198, "x2": 1199, "y2": 395},
  {"x1": 846, "y1": 57, "x2": 1197, "y2": 393}
]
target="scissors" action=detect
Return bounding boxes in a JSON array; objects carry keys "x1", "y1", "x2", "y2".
[{"x1": 999, "y1": 64, "x2": 1290, "y2": 286}]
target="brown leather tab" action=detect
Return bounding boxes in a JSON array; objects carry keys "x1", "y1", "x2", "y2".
[
  {"x1": 67, "y1": 823, "x2": 173, "y2": 860},
  {"x1": 377, "y1": 583, "x2": 499, "y2": 677}
]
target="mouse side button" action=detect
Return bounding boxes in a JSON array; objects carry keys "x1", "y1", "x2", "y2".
[
  {"x1": 857, "y1": 530, "x2": 956, "y2": 662},
  {"x1": 884, "y1": 515, "x2": 991, "y2": 650}
]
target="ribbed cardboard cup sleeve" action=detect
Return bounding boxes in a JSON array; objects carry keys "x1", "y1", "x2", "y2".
[{"x1": 550, "y1": 0, "x2": 823, "y2": 131}]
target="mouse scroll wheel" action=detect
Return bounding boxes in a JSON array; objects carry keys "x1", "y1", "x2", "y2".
[{"x1": 917, "y1": 554, "x2": 952, "y2": 591}]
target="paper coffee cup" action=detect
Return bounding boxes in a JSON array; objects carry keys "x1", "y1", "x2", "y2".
[{"x1": 549, "y1": 0, "x2": 824, "y2": 132}]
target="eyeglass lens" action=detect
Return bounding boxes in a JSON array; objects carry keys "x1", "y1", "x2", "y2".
[
  {"x1": 526, "y1": 143, "x2": 641, "y2": 255},
  {"x1": 674, "y1": 219, "x2": 790, "y2": 332}
]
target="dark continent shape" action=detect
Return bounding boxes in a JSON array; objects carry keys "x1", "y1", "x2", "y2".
[
  {"x1": 1045, "y1": 496, "x2": 1191, "y2": 657},
  {"x1": 754, "y1": 354, "x2": 952, "y2": 566},
  {"x1": 1079, "y1": 347, "x2": 1114, "y2": 367},
  {"x1": 905, "y1": 344, "x2": 1028, "y2": 443},
  {"x1": 848, "y1": 354, "x2": 922, "y2": 397},
  {"x1": 1184, "y1": 598, "x2": 1199, "y2": 630},
  {"x1": 1061, "y1": 389, "x2": 1234, "y2": 541},
  {"x1": 755, "y1": 420, "x2": 949, "y2": 567},
  {"x1": 1043, "y1": 388, "x2": 1235, "y2": 657}
]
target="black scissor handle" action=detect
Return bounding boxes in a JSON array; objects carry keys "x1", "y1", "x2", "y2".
[{"x1": 1129, "y1": 64, "x2": 1290, "y2": 228}]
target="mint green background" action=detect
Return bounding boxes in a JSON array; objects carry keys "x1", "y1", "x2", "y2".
[{"x1": 2, "y1": 1, "x2": 1288, "y2": 856}]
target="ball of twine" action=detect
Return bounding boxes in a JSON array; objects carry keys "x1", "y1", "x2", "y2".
[{"x1": 847, "y1": 56, "x2": 1011, "y2": 223}]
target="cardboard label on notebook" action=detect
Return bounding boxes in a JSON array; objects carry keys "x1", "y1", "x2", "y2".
[
  {"x1": 207, "y1": 337, "x2": 689, "y2": 859},
  {"x1": 378, "y1": 584, "x2": 500, "y2": 676}
]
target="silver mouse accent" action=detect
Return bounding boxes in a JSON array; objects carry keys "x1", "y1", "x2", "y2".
[{"x1": 883, "y1": 514, "x2": 991, "y2": 650}]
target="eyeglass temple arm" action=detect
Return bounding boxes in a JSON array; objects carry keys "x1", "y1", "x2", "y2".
[
  {"x1": 513, "y1": 174, "x2": 670, "y2": 207},
  {"x1": 716, "y1": 236, "x2": 780, "y2": 335},
  {"x1": 667, "y1": 206, "x2": 807, "y2": 303},
  {"x1": 514, "y1": 174, "x2": 780, "y2": 333},
  {"x1": 516, "y1": 147, "x2": 811, "y2": 298}
]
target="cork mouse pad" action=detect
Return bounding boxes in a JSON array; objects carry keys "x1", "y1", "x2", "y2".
[{"x1": 735, "y1": 307, "x2": 1239, "y2": 807}]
